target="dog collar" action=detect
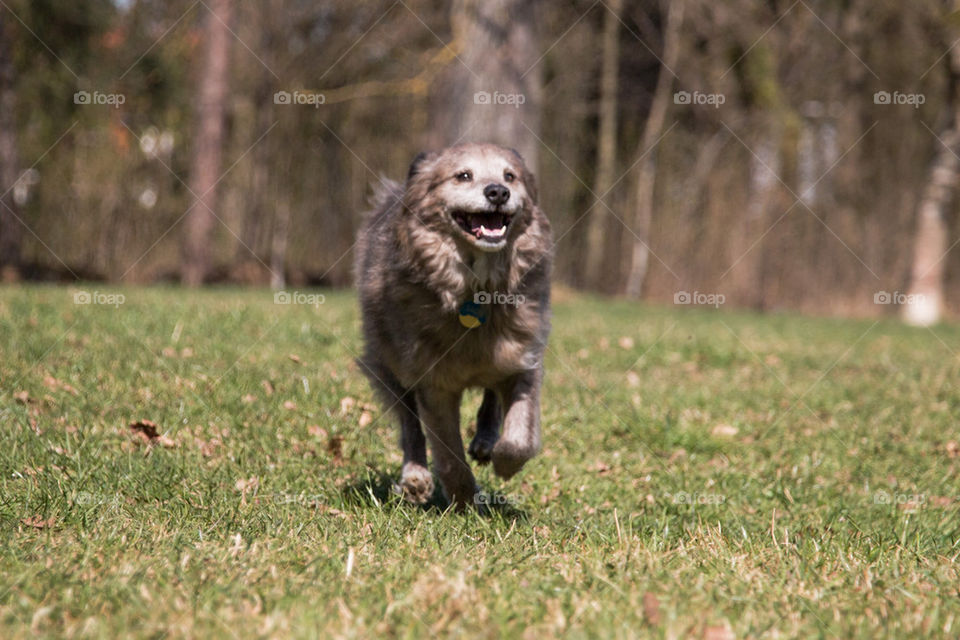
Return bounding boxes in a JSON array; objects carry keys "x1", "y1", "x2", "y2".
[{"x1": 458, "y1": 300, "x2": 487, "y2": 328}]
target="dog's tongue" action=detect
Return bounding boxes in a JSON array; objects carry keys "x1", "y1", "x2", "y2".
[{"x1": 470, "y1": 213, "x2": 504, "y2": 239}]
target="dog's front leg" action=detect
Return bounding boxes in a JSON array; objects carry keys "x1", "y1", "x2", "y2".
[
  {"x1": 415, "y1": 386, "x2": 476, "y2": 508},
  {"x1": 492, "y1": 368, "x2": 542, "y2": 479}
]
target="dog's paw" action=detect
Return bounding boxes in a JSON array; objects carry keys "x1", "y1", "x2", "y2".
[
  {"x1": 399, "y1": 462, "x2": 434, "y2": 504},
  {"x1": 491, "y1": 440, "x2": 534, "y2": 479},
  {"x1": 467, "y1": 433, "x2": 497, "y2": 464}
]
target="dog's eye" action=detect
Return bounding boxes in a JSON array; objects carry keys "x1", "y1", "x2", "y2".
[
  {"x1": 455, "y1": 171, "x2": 472, "y2": 182},
  {"x1": 503, "y1": 171, "x2": 516, "y2": 183}
]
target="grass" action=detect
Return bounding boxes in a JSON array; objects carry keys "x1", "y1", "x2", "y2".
[{"x1": 1, "y1": 284, "x2": 959, "y2": 639}]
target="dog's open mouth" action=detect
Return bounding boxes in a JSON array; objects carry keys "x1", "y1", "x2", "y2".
[{"x1": 451, "y1": 210, "x2": 512, "y2": 241}]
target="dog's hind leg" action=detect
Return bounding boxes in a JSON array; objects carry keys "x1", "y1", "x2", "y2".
[
  {"x1": 468, "y1": 389, "x2": 501, "y2": 464},
  {"x1": 416, "y1": 386, "x2": 477, "y2": 509}
]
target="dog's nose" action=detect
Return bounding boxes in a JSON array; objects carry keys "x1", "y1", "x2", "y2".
[{"x1": 483, "y1": 183, "x2": 510, "y2": 205}]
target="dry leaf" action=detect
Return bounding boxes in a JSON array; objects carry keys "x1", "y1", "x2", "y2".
[
  {"x1": 643, "y1": 592, "x2": 661, "y2": 625},
  {"x1": 618, "y1": 336, "x2": 635, "y2": 350},
  {"x1": 946, "y1": 441, "x2": 959, "y2": 458},
  {"x1": 43, "y1": 375, "x2": 79, "y2": 396},
  {"x1": 626, "y1": 371, "x2": 640, "y2": 387},
  {"x1": 180, "y1": 347, "x2": 194, "y2": 358},
  {"x1": 711, "y1": 424, "x2": 738, "y2": 437},
  {"x1": 21, "y1": 515, "x2": 55, "y2": 529},
  {"x1": 703, "y1": 625, "x2": 734, "y2": 640},
  {"x1": 308, "y1": 425, "x2": 328, "y2": 439},
  {"x1": 241, "y1": 394, "x2": 256, "y2": 404},
  {"x1": 14, "y1": 390, "x2": 29, "y2": 404},
  {"x1": 327, "y1": 435, "x2": 344, "y2": 463},
  {"x1": 288, "y1": 354, "x2": 302, "y2": 364},
  {"x1": 590, "y1": 460, "x2": 611, "y2": 475},
  {"x1": 283, "y1": 400, "x2": 297, "y2": 410},
  {"x1": 339, "y1": 396, "x2": 357, "y2": 415},
  {"x1": 261, "y1": 380, "x2": 274, "y2": 396},
  {"x1": 128, "y1": 420, "x2": 176, "y2": 447},
  {"x1": 358, "y1": 411, "x2": 373, "y2": 427}
]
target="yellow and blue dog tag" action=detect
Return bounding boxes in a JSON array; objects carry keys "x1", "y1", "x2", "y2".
[{"x1": 458, "y1": 300, "x2": 488, "y2": 329}]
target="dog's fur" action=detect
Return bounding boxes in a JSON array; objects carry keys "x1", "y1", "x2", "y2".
[{"x1": 355, "y1": 143, "x2": 552, "y2": 508}]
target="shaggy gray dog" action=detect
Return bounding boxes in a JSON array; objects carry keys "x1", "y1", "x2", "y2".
[{"x1": 355, "y1": 143, "x2": 552, "y2": 509}]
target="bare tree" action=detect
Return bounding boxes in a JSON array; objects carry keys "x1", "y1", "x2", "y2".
[
  {"x1": 584, "y1": 0, "x2": 622, "y2": 290},
  {"x1": 902, "y1": 8, "x2": 960, "y2": 326},
  {"x1": 181, "y1": 0, "x2": 233, "y2": 286},
  {"x1": 0, "y1": 11, "x2": 22, "y2": 280},
  {"x1": 429, "y1": 0, "x2": 541, "y2": 169},
  {"x1": 623, "y1": 0, "x2": 684, "y2": 297}
]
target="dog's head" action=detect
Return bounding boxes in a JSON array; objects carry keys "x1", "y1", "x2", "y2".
[{"x1": 404, "y1": 144, "x2": 539, "y2": 253}]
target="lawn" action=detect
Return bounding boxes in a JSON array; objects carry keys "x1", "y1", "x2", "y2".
[{"x1": 1, "y1": 285, "x2": 958, "y2": 638}]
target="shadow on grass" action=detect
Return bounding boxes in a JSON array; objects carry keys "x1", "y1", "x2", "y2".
[{"x1": 342, "y1": 469, "x2": 529, "y2": 521}]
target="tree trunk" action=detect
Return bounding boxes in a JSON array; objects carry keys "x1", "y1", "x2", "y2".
[
  {"x1": 584, "y1": 0, "x2": 622, "y2": 290},
  {"x1": 430, "y1": 0, "x2": 541, "y2": 169},
  {"x1": 0, "y1": 12, "x2": 22, "y2": 280},
  {"x1": 269, "y1": 197, "x2": 290, "y2": 290},
  {"x1": 902, "y1": 26, "x2": 960, "y2": 326},
  {"x1": 902, "y1": 130, "x2": 958, "y2": 326},
  {"x1": 623, "y1": 0, "x2": 684, "y2": 298},
  {"x1": 181, "y1": 0, "x2": 233, "y2": 286}
]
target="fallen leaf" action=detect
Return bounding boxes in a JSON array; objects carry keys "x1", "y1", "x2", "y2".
[
  {"x1": 241, "y1": 394, "x2": 256, "y2": 404},
  {"x1": 180, "y1": 347, "x2": 194, "y2": 358},
  {"x1": 21, "y1": 515, "x2": 55, "y2": 529},
  {"x1": 129, "y1": 419, "x2": 161, "y2": 440},
  {"x1": 703, "y1": 625, "x2": 734, "y2": 640},
  {"x1": 128, "y1": 420, "x2": 176, "y2": 447},
  {"x1": 626, "y1": 371, "x2": 640, "y2": 387},
  {"x1": 643, "y1": 592, "x2": 661, "y2": 625},
  {"x1": 43, "y1": 375, "x2": 79, "y2": 396},
  {"x1": 308, "y1": 425, "x2": 328, "y2": 439},
  {"x1": 618, "y1": 336, "x2": 635, "y2": 350},
  {"x1": 358, "y1": 411, "x2": 373, "y2": 427},
  {"x1": 339, "y1": 396, "x2": 357, "y2": 415},
  {"x1": 590, "y1": 460, "x2": 611, "y2": 475},
  {"x1": 261, "y1": 380, "x2": 275, "y2": 396},
  {"x1": 283, "y1": 400, "x2": 297, "y2": 410},
  {"x1": 946, "y1": 441, "x2": 959, "y2": 458},
  {"x1": 14, "y1": 390, "x2": 29, "y2": 404},
  {"x1": 327, "y1": 435, "x2": 344, "y2": 464},
  {"x1": 711, "y1": 424, "x2": 738, "y2": 437},
  {"x1": 288, "y1": 354, "x2": 302, "y2": 364}
]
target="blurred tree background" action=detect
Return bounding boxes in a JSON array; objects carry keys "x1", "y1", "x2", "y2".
[{"x1": 1, "y1": 0, "x2": 960, "y2": 323}]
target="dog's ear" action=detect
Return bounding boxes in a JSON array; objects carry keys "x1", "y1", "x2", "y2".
[
  {"x1": 508, "y1": 148, "x2": 539, "y2": 205},
  {"x1": 407, "y1": 151, "x2": 435, "y2": 182}
]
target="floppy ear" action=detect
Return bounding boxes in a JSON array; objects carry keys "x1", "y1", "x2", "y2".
[
  {"x1": 407, "y1": 151, "x2": 434, "y2": 182},
  {"x1": 509, "y1": 148, "x2": 539, "y2": 205}
]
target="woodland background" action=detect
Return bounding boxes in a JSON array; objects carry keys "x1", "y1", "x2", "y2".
[{"x1": 3, "y1": 0, "x2": 960, "y2": 323}]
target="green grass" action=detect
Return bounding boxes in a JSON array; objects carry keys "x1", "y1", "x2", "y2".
[{"x1": 1, "y1": 285, "x2": 959, "y2": 638}]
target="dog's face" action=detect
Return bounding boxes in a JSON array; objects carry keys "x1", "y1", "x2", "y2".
[{"x1": 406, "y1": 144, "x2": 538, "y2": 253}]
